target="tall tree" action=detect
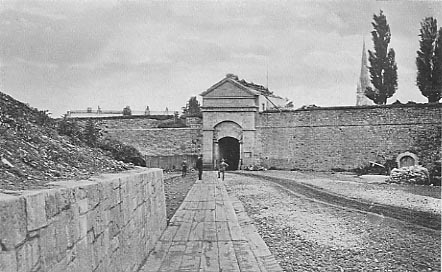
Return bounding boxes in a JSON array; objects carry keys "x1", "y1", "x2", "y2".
[
  {"x1": 365, "y1": 10, "x2": 398, "y2": 105},
  {"x1": 182, "y1": 96, "x2": 202, "y2": 117},
  {"x1": 84, "y1": 119, "x2": 101, "y2": 147},
  {"x1": 416, "y1": 17, "x2": 442, "y2": 103}
]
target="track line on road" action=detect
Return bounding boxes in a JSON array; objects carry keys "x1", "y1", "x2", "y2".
[{"x1": 233, "y1": 172, "x2": 441, "y2": 232}]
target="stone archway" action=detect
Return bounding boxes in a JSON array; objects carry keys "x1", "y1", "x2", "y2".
[
  {"x1": 218, "y1": 137, "x2": 240, "y2": 170},
  {"x1": 213, "y1": 121, "x2": 243, "y2": 170}
]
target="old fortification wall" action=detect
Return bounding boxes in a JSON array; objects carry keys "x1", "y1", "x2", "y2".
[
  {"x1": 256, "y1": 104, "x2": 441, "y2": 171},
  {"x1": 72, "y1": 104, "x2": 440, "y2": 171},
  {"x1": 105, "y1": 127, "x2": 201, "y2": 156},
  {"x1": 0, "y1": 168, "x2": 166, "y2": 272},
  {"x1": 73, "y1": 117, "x2": 202, "y2": 156}
]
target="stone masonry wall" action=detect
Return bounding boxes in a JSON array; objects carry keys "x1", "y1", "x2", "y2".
[
  {"x1": 0, "y1": 168, "x2": 166, "y2": 272},
  {"x1": 256, "y1": 104, "x2": 441, "y2": 171},
  {"x1": 105, "y1": 128, "x2": 202, "y2": 156},
  {"x1": 73, "y1": 117, "x2": 202, "y2": 156}
]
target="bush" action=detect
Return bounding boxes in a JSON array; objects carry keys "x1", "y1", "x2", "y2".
[
  {"x1": 57, "y1": 117, "x2": 83, "y2": 144},
  {"x1": 387, "y1": 165, "x2": 430, "y2": 185},
  {"x1": 98, "y1": 138, "x2": 146, "y2": 167}
]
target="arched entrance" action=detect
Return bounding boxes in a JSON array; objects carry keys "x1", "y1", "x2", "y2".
[{"x1": 218, "y1": 137, "x2": 240, "y2": 170}]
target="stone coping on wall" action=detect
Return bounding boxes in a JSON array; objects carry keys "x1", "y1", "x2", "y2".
[
  {"x1": 105, "y1": 127, "x2": 199, "y2": 131},
  {"x1": 0, "y1": 167, "x2": 167, "y2": 272},
  {"x1": 261, "y1": 102, "x2": 442, "y2": 113},
  {"x1": 60, "y1": 114, "x2": 174, "y2": 121}
]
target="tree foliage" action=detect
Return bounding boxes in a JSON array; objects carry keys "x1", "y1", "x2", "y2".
[
  {"x1": 57, "y1": 117, "x2": 83, "y2": 144},
  {"x1": 416, "y1": 17, "x2": 442, "y2": 103},
  {"x1": 365, "y1": 10, "x2": 398, "y2": 105},
  {"x1": 182, "y1": 96, "x2": 202, "y2": 117},
  {"x1": 83, "y1": 119, "x2": 101, "y2": 147}
]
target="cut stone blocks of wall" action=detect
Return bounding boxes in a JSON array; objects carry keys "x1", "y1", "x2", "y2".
[{"x1": 0, "y1": 168, "x2": 166, "y2": 272}]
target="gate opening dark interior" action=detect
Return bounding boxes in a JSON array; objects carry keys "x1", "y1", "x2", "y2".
[{"x1": 218, "y1": 137, "x2": 240, "y2": 170}]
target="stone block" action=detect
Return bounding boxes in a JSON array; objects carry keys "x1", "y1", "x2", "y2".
[
  {"x1": 84, "y1": 183, "x2": 100, "y2": 210},
  {"x1": 54, "y1": 215, "x2": 68, "y2": 262},
  {"x1": 39, "y1": 223, "x2": 57, "y2": 270},
  {"x1": 78, "y1": 214, "x2": 88, "y2": 240},
  {"x1": 77, "y1": 199, "x2": 88, "y2": 215},
  {"x1": 101, "y1": 184, "x2": 113, "y2": 211},
  {"x1": 76, "y1": 238, "x2": 91, "y2": 271},
  {"x1": 56, "y1": 188, "x2": 72, "y2": 212},
  {"x1": 47, "y1": 256, "x2": 67, "y2": 272},
  {"x1": 65, "y1": 243, "x2": 77, "y2": 266},
  {"x1": 0, "y1": 194, "x2": 27, "y2": 250},
  {"x1": 16, "y1": 237, "x2": 39, "y2": 272},
  {"x1": 65, "y1": 207, "x2": 80, "y2": 247},
  {"x1": 109, "y1": 205, "x2": 122, "y2": 238},
  {"x1": 24, "y1": 191, "x2": 47, "y2": 231},
  {"x1": 0, "y1": 250, "x2": 17, "y2": 272},
  {"x1": 44, "y1": 190, "x2": 59, "y2": 220},
  {"x1": 92, "y1": 233, "x2": 104, "y2": 269}
]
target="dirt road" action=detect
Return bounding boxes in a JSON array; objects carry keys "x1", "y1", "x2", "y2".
[
  {"x1": 224, "y1": 173, "x2": 441, "y2": 271},
  {"x1": 236, "y1": 171, "x2": 441, "y2": 230}
]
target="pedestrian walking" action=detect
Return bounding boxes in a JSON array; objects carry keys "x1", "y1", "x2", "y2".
[
  {"x1": 196, "y1": 155, "x2": 203, "y2": 180},
  {"x1": 218, "y1": 158, "x2": 229, "y2": 181},
  {"x1": 181, "y1": 160, "x2": 188, "y2": 177}
]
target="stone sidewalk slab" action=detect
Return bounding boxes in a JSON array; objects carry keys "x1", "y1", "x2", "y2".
[{"x1": 140, "y1": 172, "x2": 282, "y2": 272}]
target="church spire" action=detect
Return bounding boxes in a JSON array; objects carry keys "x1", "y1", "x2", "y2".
[{"x1": 356, "y1": 38, "x2": 373, "y2": 106}]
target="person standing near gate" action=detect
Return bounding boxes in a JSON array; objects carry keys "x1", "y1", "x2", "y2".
[
  {"x1": 218, "y1": 158, "x2": 229, "y2": 181},
  {"x1": 181, "y1": 160, "x2": 188, "y2": 177},
  {"x1": 196, "y1": 155, "x2": 203, "y2": 180}
]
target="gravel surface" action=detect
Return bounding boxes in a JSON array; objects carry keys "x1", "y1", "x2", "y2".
[
  {"x1": 225, "y1": 173, "x2": 441, "y2": 272},
  {"x1": 240, "y1": 170, "x2": 441, "y2": 215},
  {"x1": 163, "y1": 172, "x2": 197, "y2": 224}
]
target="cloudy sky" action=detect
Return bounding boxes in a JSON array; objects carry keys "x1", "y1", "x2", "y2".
[{"x1": 0, "y1": 1, "x2": 441, "y2": 117}]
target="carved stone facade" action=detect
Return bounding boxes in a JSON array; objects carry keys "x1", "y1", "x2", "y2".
[{"x1": 200, "y1": 74, "x2": 261, "y2": 169}]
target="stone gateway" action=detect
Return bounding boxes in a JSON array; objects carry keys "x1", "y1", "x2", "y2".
[{"x1": 200, "y1": 74, "x2": 291, "y2": 170}]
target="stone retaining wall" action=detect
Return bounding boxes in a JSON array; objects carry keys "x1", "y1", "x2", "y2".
[{"x1": 0, "y1": 168, "x2": 166, "y2": 272}]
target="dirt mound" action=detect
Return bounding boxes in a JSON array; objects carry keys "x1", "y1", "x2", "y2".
[{"x1": 0, "y1": 91, "x2": 133, "y2": 190}]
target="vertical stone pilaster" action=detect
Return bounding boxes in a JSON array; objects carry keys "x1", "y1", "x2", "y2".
[{"x1": 202, "y1": 130, "x2": 214, "y2": 169}]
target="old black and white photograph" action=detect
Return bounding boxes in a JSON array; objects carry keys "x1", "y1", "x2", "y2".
[{"x1": 0, "y1": 1, "x2": 441, "y2": 271}]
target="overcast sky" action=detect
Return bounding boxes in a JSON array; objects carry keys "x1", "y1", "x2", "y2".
[{"x1": 0, "y1": 1, "x2": 441, "y2": 117}]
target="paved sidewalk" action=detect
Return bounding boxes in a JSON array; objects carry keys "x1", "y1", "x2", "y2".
[{"x1": 140, "y1": 171, "x2": 282, "y2": 272}]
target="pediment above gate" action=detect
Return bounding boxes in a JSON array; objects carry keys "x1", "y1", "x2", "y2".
[{"x1": 201, "y1": 78, "x2": 258, "y2": 98}]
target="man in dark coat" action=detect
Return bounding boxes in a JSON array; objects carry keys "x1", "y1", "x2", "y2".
[
  {"x1": 181, "y1": 160, "x2": 188, "y2": 177},
  {"x1": 196, "y1": 155, "x2": 203, "y2": 180}
]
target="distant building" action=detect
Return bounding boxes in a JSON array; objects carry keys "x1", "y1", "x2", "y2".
[
  {"x1": 65, "y1": 107, "x2": 175, "y2": 118},
  {"x1": 356, "y1": 40, "x2": 373, "y2": 106}
]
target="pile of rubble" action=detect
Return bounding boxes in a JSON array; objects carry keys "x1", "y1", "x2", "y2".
[
  {"x1": 387, "y1": 165, "x2": 430, "y2": 185},
  {"x1": 0, "y1": 91, "x2": 133, "y2": 190}
]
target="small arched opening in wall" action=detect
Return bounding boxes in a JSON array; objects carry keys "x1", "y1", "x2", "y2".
[
  {"x1": 213, "y1": 121, "x2": 243, "y2": 170},
  {"x1": 396, "y1": 151, "x2": 419, "y2": 168}
]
